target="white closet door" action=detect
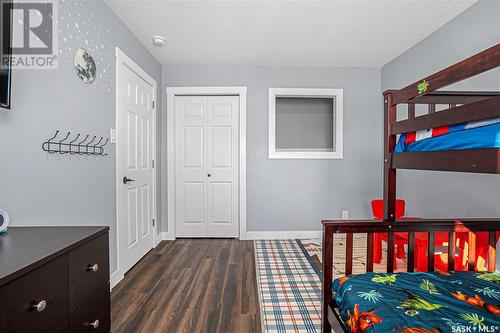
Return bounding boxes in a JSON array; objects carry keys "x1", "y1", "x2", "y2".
[
  {"x1": 206, "y1": 96, "x2": 239, "y2": 237},
  {"x1": 175, "y1": 96, "x2": 239, "y2": 237},
  {"x1": 175, "y1": 96, "x2": 208, "y2": 237}
]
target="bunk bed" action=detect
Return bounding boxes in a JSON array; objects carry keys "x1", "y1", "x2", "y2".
[{"x1": 321, "y1": 43, "x2": 500, "y2": 333}]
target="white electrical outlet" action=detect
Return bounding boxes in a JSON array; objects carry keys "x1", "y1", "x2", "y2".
[{"x1": 342, "y1": 210, "x2": 349, "y2": 220}]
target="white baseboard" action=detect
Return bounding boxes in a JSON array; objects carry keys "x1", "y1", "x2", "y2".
[
  {"x1": 110, "y1": 269, "x2": 124, "y2": 290},
  {"x1": 245, "y1": 230, "x2": 321, "y2": 240},
  {"x1": 163, "y1": 231, "x2": 175, "y2": 241},
  {"x1": 155, "y1": 231, "x2": 168, "y2": 246},
  {"x1": 156, "y1": 231, "x2": 175, "y2": 242},
  {"x1": 154, "y1": 230, "x2": 320, "y2": 241}
]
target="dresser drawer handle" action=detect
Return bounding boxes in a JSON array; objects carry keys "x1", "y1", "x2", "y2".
[
  {"x1": 88, "y1": 320, "x2": 99, "y2": 329},
  {"x1": 32, "y1": 300, "x2": 47, "y2": 312},
  {"x1": 88, "y1": 264, "x2": 99, "y2": 272}
]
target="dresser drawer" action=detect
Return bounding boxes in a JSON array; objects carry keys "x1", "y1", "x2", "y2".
[
  {"x1": 54, "y1": 318, "x2": 69, "y2": 333},
  {"x1": 70, "y1": 284, "x2": 110, "y2": 333},
  {"x1": 0, "y1": 255, "x2": 69, "y2": 333},
  {"x1": 69, "y1": 233, "x2": 109, "y2": 312}
]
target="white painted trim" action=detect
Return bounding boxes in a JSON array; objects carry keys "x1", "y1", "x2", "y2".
[
  {"x1": 154, "y1": 231, "x2": 174, "y2": 242},
  {"x1": 166, "y1": 87, "x2": 248, "y2": 240},
  {"x1": 116, "y1": 48, "x2": 156, "y2": 90},
  {"x1": 155, "y1": 232, "x2": 165, "y2": 246},
  {"x1": 114, "y1": 47, "x2": 158, "y2": 288},
  {"x1": 110, "y1": 270, "x2": 124, "y2": 290},
  {"x1": 163, "y1": 230, "x2": 175, "y2": 241},
  {"x1": 239, "y1": 91, "x2": 248, "y2": 240},
  {"x1": 268, "y1": 88, "x2": 344, "y2": 159},
  {"x1": 245, "y1": 230, "x2": 322, "y2": 240},
  {"x1": 153, "y1": 231, "x2": 175, "y2": 243}
]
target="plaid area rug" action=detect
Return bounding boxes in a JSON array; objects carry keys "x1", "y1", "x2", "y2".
[
  {"x1": 254, "y1": 238, "x2": 408, "y2": 333},
  {"x1": 254, "y1": 240, "x2": 322, "y2": 333}
]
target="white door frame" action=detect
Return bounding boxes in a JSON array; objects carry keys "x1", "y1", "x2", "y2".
[
  {"x1": 166, "y1": 87, "x2": 247, "y2": 240},
  {"x1": 112, "y1": 47, "x2": 157, "y2": 288}
]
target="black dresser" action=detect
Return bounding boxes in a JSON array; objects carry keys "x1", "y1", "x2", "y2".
[{"x1": 0, "y1": 227, "x2": 110, "y2": 333}]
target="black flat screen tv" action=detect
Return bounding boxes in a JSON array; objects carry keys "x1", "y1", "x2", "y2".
[{"x1": 0, "y1": 0, "x2": 12, "y2": 109}]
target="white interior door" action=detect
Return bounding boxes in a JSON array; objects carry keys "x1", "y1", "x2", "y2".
[
  {"x1": 175, "y1": 96, "x2": 239, "y2": 237},
  {"x1": 117, "y1": 60, "x2": 155, "y2": 273}
]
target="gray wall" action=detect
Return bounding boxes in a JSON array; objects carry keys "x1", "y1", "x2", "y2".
[
  {"x1": 161, "y1": 66, "x2": 381, "y2": 232},
  {"x1": 381, "y1": 0, "x2": 500, "y2": 218},
  {"x1": 0, "y1": 0, "x2": 162, "y2": 273}
]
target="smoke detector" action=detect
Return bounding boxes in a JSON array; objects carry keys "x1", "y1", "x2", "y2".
[{"x1": 152, "y1": 35, "x2": 166, "y2": 47}]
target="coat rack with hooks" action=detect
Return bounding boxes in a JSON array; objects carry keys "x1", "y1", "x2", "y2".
[{"x1": 42, "y1": 130, "x2": 109, "y2": 156}]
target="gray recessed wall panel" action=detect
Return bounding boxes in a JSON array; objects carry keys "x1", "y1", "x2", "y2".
[{"x1": 275, "y1": 97, "x2": 334, "y2": 151}]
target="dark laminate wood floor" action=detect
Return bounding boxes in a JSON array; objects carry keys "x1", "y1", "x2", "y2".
[{"x1": 111, "y1": 239, "x2": 261, "y2": 333}]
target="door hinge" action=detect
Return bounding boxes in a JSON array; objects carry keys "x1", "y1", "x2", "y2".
[
  {"x1": 152, "y1": 101, "x2": 155, "y2": 109},
  {"x1": 152, "y1": 218, "x2": 155, "y2": 227},
  {"x1": 152, "y1": 160, "x2": 155, "y2": 168}
]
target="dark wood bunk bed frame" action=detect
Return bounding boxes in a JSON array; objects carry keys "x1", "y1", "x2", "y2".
[{"x1": 321, "y1": 43, "x2": 500, "y2": 333}]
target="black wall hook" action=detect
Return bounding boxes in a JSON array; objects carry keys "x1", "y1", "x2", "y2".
[
  {"x1": 58, "y1": 132, "x2": 71, "y2": 154},
  {"x1": 69, "y1": 134, "x2": 81, "y2": 154},
  {"x1": 42, "y1": 130, "x2": 109, "y2": 156}
]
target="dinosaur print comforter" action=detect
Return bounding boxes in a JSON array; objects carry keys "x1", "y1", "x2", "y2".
[{"x1": 332, "y1": 271, "x2": 500, "y2": 333}]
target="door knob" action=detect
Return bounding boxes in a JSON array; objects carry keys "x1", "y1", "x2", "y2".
[{"x1": 123, "y1": 176, "x2": 135, "y2": 184}]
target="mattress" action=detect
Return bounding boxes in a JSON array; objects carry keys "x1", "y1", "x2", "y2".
[
  {"x1": 332, "y1": 271, "x2": 500, "y2": 333},
  {"x1": 394, "y1": 119, "x2": 500, "y2": 153}
]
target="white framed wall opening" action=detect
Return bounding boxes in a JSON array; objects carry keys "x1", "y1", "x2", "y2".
[{"x1": 269, "y1": 88, "x2": 344, "y2": 159}]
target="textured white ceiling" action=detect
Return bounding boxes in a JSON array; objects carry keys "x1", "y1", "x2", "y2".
[{"x1": 104, "y1": 0, "x2": 477, "y2": 68}]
